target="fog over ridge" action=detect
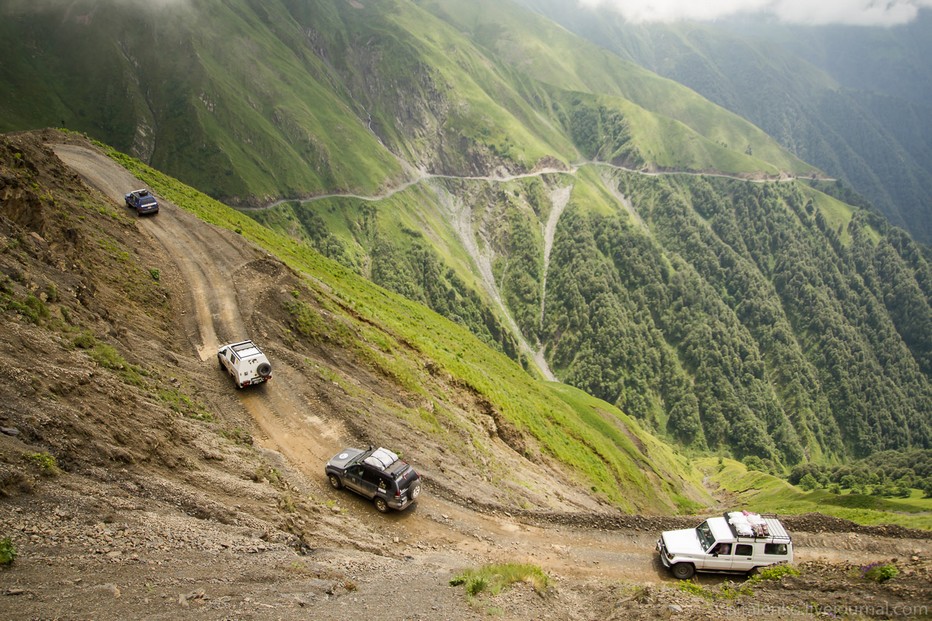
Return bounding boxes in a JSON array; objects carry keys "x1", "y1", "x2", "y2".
[{"x1": 574, "y1": 0, "x2": 932, "y2": 26}]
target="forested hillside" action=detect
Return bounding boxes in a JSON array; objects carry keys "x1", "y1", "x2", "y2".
[{"x1": 263, "y1": 165, "x2": 930, "y2": 466}]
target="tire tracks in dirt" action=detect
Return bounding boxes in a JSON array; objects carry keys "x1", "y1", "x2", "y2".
[{"x1": 52, "y1": 143, "x2": 341, "y2": 484}]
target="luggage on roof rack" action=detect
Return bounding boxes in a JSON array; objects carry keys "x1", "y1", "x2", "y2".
[{"x1": 363, "y1": 447, "x2": 399, "y2": 470}]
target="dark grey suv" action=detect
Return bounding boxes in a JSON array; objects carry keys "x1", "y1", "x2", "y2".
[{"x1": 325, "y1": 446, "x2": 421, "y2": 513}]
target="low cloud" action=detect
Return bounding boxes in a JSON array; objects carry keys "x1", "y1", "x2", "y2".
[
  {"x1": 577, "y1": 0, "x2": 932, "y2": 26},
  {"x1": 2, "y1": 0, "x2": 189, "y2": 15}
]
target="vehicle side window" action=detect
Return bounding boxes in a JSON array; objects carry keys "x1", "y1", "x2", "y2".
[
  {"x1": 361, "y1": 468, "x2": 381, "y2": 484},
  {"x1": 712, "y1": 543, "x2": 732, "y2": 555},
  {"x1": 735, "y1": 544, "x2": 753, "y2": 556},
  {"x1": 764, "y1": 543, "x2": 788, "y2": 555},
  {"x1": 349, "y1": 465, "x2": 364, "y2": 478}
]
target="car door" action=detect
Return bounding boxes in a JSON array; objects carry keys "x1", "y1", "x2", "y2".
[
  {"x1": 354, "y1": 466, "x2": 381, "y2": 500},
  {"x1": 343, "y1": 465, "x2": 367, "y2": 494},
  {"x1": 731, "y1": 543, "x2": 755, "y2": 572}
]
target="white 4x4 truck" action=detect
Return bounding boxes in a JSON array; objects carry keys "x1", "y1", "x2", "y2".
[
  {"x1": 657, "y1": 511, "x2": 793, "y2": 579},
  {"x1": 217, "y1": 340, "x2": 272, "y2": 388}
]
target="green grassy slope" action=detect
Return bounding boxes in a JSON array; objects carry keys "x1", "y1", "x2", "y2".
[
  {"x1": 0, "y1": 1, "x2": 402, "y2": 201},
  {"x1": 420, "y1": 0, "x2": 815, "y2": 176},
  {"x1": 704, "y1": 458, "x2": 932, "y2": 530}
]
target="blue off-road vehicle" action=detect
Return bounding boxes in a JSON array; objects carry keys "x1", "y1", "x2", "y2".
[{"x1": 124, "y1": 188, "x2": 159, "y2": 215}]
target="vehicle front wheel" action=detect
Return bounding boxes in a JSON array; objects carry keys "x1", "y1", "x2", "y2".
[
  {"x1": 374, "y1": 497, "x2": 389, "y2": 513},
  {"x1": 328, "y1": 474, "x2": 342, "y2": 490},
  {"x1": 671, "y1": 563, "x2": 695, "y2": 580}
]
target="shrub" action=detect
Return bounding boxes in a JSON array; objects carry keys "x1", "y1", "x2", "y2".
[
  {"x1": 751, "y1": 564, "x2": 800, "y2": 582},
  {"x1": 465, "y1": 576, "x2": 488, "y2": 596},
  {"x1": 719, "y1": 581, "x2": 753, "y2": 599},
  {"x1": 798, "y1": 473, "x2": 820, "y2": 491},
  {"x1": 27, "y1": 452, "x2": 59, "y2": 475},
  {"x1": 862, "y1": 562, "x2": 898, "y2": 583},
  {"x1": 0, "y1": 538, "x2": 15, "y2": 566},
  {"x1": 71, "y1": 331, "x2": 97, "y2": 349}
]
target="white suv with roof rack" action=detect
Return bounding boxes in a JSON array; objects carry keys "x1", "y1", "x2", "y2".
[
  {"x1": 217, "y1": 340, "x2": 272, "y2": 388},
  {"x1": 656, "y1": 511, "x2": 793, "y2": 579}
]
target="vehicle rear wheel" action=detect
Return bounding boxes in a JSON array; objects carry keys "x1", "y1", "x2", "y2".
[
  {"x1": 374, "y1": 497, "x2": 389, "y2": 513},
  {"x1": 671, "y1": 563, "x2": 695, "y2": 580},
  {"x1": 746, "y1": 566, "x2": 759, "y2": 579},
  {"x1": 328, "y1": 474, "x2": 342, "y2": 490}
]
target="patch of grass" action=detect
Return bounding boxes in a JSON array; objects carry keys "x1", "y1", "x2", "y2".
[
  {"x1": 449, "y1": 563, "x2": 548, "y2": 598},
  {"x1": 85, "y1": 342, "x2": 146, "y2": 387},
  {"x1": 157, "y1": 387, "x2": 212, "y2": 421},
  {"x1": 677, "y1": 580, "x2": 714, "y2": 599},
  {"x1": 87, "y1": 342, "x2": 126, "y2": 370},
  {"x1": 70, "y1": 330, "x2": 97, "y2": 349},
  {"x1": 679, "y1": 578, "x2": 754, "y2": 601},
  {"x1": 0, "y1": 537, "x2": 15, "y2": 566},
  {"x1": 220, "y1": 426, "x2": 253, "y2": 445},
  {"x1": 254, "y1": 466, "x2": 282, "y2": 487},
  {"x1": 279, "y1": 492, "x2": 296, "y2": 513},
  {"x1": 7, "y1": 294, "x2": 49, "y2": 324},
  {"x1": 719, "y1": 581, "x2": 754, "y2": 599}
]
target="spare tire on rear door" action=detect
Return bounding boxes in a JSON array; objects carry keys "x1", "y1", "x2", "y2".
[{"x1": 257, "y1": 362, "x2": 272, "y2": 377}]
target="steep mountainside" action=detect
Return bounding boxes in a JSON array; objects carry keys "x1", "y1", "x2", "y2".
[
  {"x1": 516, "y1": 0, "x2": 932, "y2": 245},
  {"x1": 0, "y1": 129, "x2": 706, "y2": 515},
  {"x1": 1, "y1": 131, "x2": 931, "y2": 621}
]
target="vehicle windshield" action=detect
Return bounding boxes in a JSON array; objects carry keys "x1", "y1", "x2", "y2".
[{"x1": 696, "y1": 521, "x2": 716, "y2": 550}]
